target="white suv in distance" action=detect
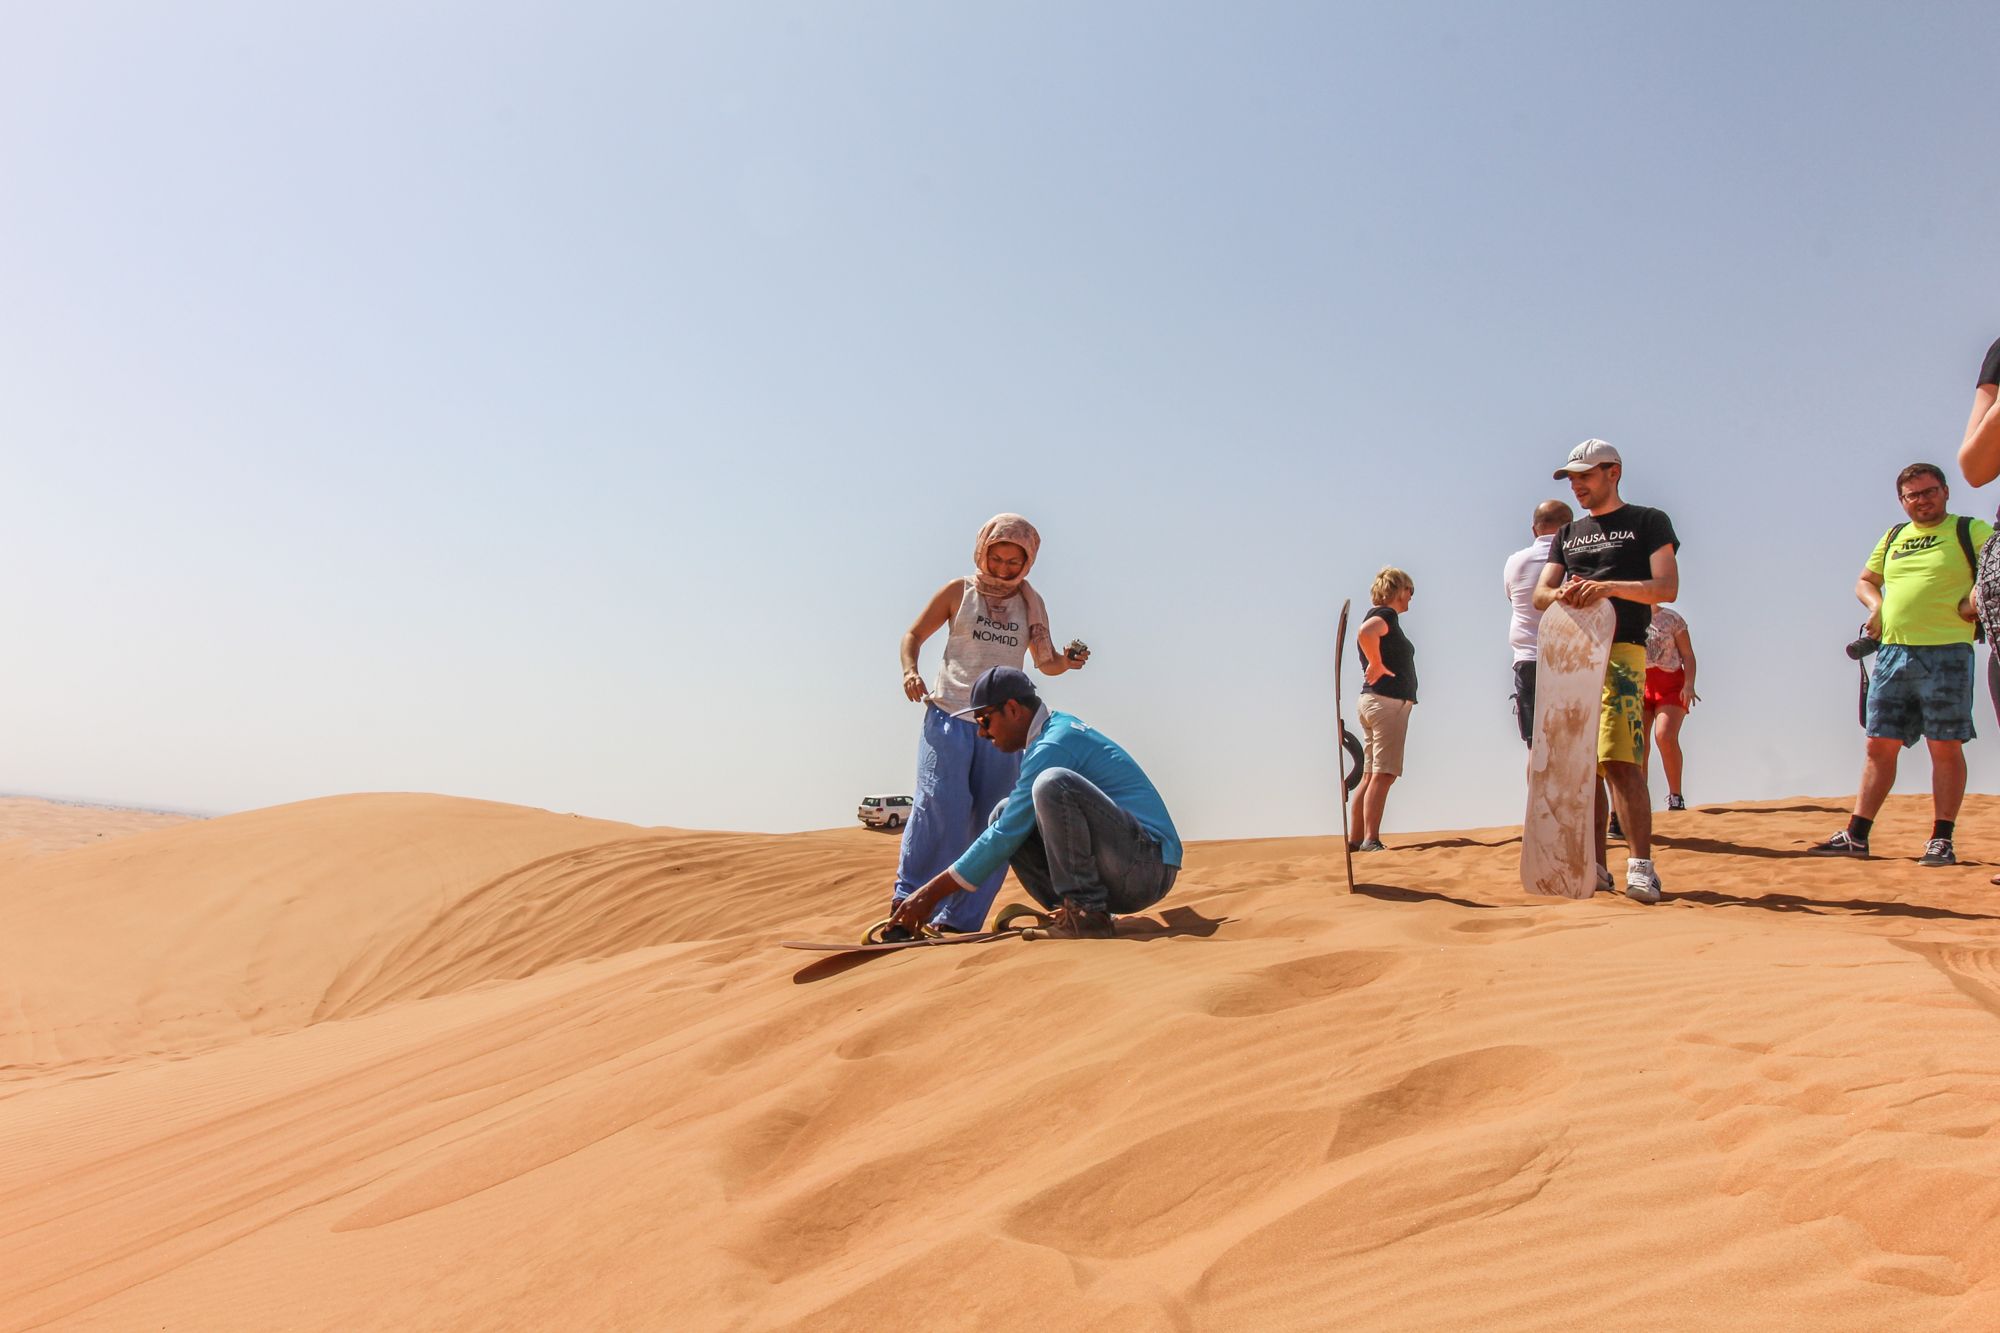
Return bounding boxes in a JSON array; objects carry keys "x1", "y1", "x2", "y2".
[{"x1": 857, "y1": 794, "x2": 914, "y2": 829}]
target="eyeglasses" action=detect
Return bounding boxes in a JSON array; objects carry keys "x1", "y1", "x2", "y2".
[{"x1": 1900, "y1": 484, "x2": 1944, "y2": 503}]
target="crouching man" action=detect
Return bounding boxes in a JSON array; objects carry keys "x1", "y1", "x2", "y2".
[{"x1": 890, "y1": 666, "x2": 1182, "y2": 939}]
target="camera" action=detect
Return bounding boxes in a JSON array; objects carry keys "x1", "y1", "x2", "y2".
[{"x1": 1845, "y1": 634, "x2": 1881, "y2": 661}]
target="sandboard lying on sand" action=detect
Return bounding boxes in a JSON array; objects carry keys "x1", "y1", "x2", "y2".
[
  {"x1": 781, "y1": 929, "x2": 1016, "y2": 954},
  {"x1": 1334, "y1": 598, "x2": 1354, "y2": 892},
  {"x1": 782, "y1": 903, "x2": 1054, "y2": 954},
  {"x1": 1520, "y1": 599, "x2": 1615, "y2": 899}
]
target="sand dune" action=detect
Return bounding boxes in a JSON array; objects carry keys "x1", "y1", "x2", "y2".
[
  {"x1": 6, "y1": 792, "x2": 2000, "y2": 1329},
  {"x1": 0, "y1": 797, "x2": 194, "y2": 857}
]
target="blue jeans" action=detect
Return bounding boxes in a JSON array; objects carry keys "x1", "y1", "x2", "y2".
[
  {"x1": 992, "y1": 768, "x2": 1178, "y2": 916},
  {"x1": 891, "y1": 705, "x2": 1020, "y2": 931}
]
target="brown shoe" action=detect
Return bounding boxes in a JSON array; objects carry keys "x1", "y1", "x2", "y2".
[{"x1": 1040, "y1": 900, "x2": 1116, "y2": 939}]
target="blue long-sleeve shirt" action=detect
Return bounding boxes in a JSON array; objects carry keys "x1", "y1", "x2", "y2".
[{"x1": 949, "y1": 708, "x2": 1181, "y2": 887}]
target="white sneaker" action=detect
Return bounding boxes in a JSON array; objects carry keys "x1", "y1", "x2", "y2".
[{"x1": 1625, "y1": 857, "x2": 1662, "y2": 905}]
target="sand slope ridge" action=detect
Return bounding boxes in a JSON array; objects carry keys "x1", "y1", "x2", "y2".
[
  {"x1": 0, "y1": 793, "x2": 869, "y2": 1072},
  {"x1": 5, "y1": 793, "x2": 2000, "y2": 1329}
]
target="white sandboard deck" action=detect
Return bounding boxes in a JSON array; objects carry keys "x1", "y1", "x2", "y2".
[{"x1": 1520, "y1": 599, "x2": 1615, "y2": 899}]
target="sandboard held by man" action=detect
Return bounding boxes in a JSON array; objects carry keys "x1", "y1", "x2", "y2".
[{"x1": 1523, "y1": 439, "x2": 1682, "y2": 904}]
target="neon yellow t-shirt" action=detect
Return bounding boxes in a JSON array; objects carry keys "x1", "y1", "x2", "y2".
[{"x1": 1866, "y1": 515, "x2": 1995, "y2": 645}]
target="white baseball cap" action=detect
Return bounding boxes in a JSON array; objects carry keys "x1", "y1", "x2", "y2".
[{"x1": 1553, "y1": 438, "x2": 1622, "y2": 479}]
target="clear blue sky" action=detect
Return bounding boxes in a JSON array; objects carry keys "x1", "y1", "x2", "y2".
[{"x1": 4, "y1": 3, "x2": 1997, "y2": 839}]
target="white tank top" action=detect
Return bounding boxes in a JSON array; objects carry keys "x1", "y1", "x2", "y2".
[
  {"x1": 931, "y1": 581, "x2": 1032, "y2": 713},
  {"x1": 1646, "y1": 607, "x2": 1687, "y2": 671}
]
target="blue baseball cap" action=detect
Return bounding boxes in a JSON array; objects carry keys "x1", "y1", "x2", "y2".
[{"x1": 951, "y1": 666, "x2": 1040, "y2": 718}]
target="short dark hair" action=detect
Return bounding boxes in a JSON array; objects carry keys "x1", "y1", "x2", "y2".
[{"x1": 1897, "y1": 463, "x2": 1947, "y2": 496}]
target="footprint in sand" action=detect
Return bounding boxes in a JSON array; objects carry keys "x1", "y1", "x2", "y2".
[
  {"x1": 1004, "y1": 1105, "x2": 1335, "y2": 1257},
  {"x1": 1894, "y1": 940, "x2": 2000, "y2": 1021},
  {"x1": 1202, "y1": 952, "x2": 1401, "y2": 1017},
  {"x1": 1449, "y1": 915, "x2": 1535, "y2": 935},
  {"x1": 1324, "y1": 1046, "x2": 1569, "y2": 1161},
  {"x1": 1006, "y1": 1045, "x2": 1569, "y2": 1262},
  {"x1": 1188, "y1": 1122, "x2": 1570, "y2": 1327}
]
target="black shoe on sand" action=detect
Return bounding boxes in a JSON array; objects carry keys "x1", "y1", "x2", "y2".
[
  {"x1": 1920, "y1": 838, "x2": 1957, "y2": 867},
  {"x1": 1808, "y1": 830, "x2": 1869, "y2": 858}
]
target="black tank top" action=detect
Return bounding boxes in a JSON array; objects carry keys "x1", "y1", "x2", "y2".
[{"x1": 1359, "y1": 606, "x2": 1418, "y2": 703}]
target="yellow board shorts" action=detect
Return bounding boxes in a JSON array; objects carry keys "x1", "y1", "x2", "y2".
[{"x1": 1599, "y1": 644, "x2": 1648, "y2": 768}]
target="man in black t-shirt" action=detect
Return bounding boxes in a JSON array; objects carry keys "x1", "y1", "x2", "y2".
[{"x1": 1531, "y1": 439, "x2": 1682, "y2": 904}]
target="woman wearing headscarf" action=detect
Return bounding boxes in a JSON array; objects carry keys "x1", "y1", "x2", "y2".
[{"x1": 888, "y1": 514, "x2": 1088, "y2": 933}]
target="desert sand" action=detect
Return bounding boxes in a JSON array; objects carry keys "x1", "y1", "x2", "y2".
[
  {"x1": 6, "y1": 791, "x2": 2000, "y2": 1331},
  {"x1": 0, "y1": 796, "x2": 195, "y2": 856}
]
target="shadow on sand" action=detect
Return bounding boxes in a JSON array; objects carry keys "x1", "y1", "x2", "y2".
[
  {"x1": 1349, "y1": 882, "x2": 1504, "y2": 911},
  {"x1": 1392, "y1": 834, "x2": 1523, "y2": 852},
  {"x1": 1667, "y1": 888, "x2": 2000, "y2": 922},
  {"x1": 1695, "y1": 802, "x2": 1847, "y2": 816},
  {"x1": 1649, "y1": 834, "x2": 1800, "y2": 860},
  {"x1": 789, "y1": 905, "x2": 1232, "y2": 983}
]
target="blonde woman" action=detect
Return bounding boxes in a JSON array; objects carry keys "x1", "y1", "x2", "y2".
[{"x1": 1350, "y1": 566, "x2": 1416, "y2": 852}]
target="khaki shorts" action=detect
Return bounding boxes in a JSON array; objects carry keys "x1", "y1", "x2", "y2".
[
  {"x1": 1599, "y1": 644, "x2": 1648, "y2": 768},
  {"x1": 1358, "y1": 693, "x2": 1414, "y2": 776}
]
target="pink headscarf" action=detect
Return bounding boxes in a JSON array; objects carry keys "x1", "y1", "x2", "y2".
[{"x1": 972, "y1": 513, "x2": 1054, "y2": 661}]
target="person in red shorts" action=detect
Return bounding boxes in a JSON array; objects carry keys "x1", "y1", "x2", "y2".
[{"x1": 1643, "y1": 605, "x2": 1698, "y2": 811}]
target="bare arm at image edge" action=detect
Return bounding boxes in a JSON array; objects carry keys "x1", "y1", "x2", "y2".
[{"x1": 1956, "y1": 339, "x2": 2000, "y2": 486}]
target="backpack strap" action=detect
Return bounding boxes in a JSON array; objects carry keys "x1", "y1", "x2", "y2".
[{"x1": 1958, "y1": 515, "x2": 1977, "y2": 572}]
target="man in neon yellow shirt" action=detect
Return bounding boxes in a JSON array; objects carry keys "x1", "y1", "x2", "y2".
[{"x1": 1811, "y1": 463, "x2": 1992, "y2": 866}]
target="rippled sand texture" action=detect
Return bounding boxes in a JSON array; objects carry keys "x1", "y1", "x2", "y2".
[{"x1": 7, "y1": 792, "x2": 2000, "y2": 1330}]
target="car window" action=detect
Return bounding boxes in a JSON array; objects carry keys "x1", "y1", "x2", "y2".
[{"x1": 862, "y1": 798, "x2": 880, "y2": 806}]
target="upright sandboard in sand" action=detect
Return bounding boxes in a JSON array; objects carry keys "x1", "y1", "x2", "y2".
[
  {"x1": 1520, "y1": 599, "x2": 1615, "y2": 898},
  {"x1": 1334, "y1": 599, "x2": 1354, "y2": 892}
]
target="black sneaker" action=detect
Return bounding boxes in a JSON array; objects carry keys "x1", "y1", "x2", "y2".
[
  {"x1": 1607, "y1": 813, "x2": 1624, "y2": 841},
  {"x1": 1920, "y1": 838, "x2": 1957, "y2": 867},
  {"x1": 1807, "y1": 830, "x2": 1869, "y2": 857},
  {"x1": 1666, "y1": 793, "x2": 1687, "y2": 812}
]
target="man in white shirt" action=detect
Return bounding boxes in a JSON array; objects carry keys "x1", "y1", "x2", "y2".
[{"x1": 1503, "y1": 499, "x2": 1575, "y2": 746}]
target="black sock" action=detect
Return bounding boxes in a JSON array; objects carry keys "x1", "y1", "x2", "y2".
[
  {"x1": 1933, "y1": 820, "x2": 1955, "y2": 842},
  {"x1": 1848, "y1": 815, "x2": 1874, "y2": 843}
]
